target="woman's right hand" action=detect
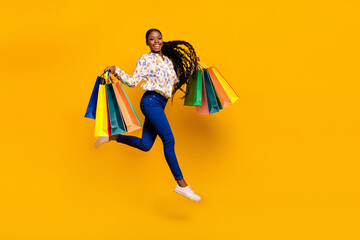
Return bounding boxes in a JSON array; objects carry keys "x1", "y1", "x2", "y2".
[{"x1": 104, "y1": 66, "x2": 116, "y2": 74}]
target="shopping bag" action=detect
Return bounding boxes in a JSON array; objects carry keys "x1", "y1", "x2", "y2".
[
  {"x1": 88, "y1": 70, "x2": 143, "y2": 136},
  {"x1": 84, "y1": 76, "x2": 102, "y2": 119},
  {"x1": 195, "y1": 71, "x2": 209, "y2": 115},
  {"x1": 203, "y1": 68, "x2": 220, "y2": 114},
  {"x1": 193, "y1": 61, "x2": 239, "y2": 114},
  {"x1": 211, "y1": 66, "x2": 239, "y2": 104},
  {"x1": 207, "y1": 68, "x2": 232, "y2": 108},
  {"x1": 105, "y1": 89, "x2": 112, "y2": 136},
  {"x1": 110, "y1": 74, "x2": 143, "y2": 133},
  {"x1": 184, "y1": 68, "x2": 203, "y2": 106},
  {"x1": 94, "y1": 79, "x2": 111, "y2": 136},
  {"x1": 204, "y1": 69, "x2": 223, "y2": 110},
  {"x1": 105, "y1": 72, "x2": 127, "y2": 135}
]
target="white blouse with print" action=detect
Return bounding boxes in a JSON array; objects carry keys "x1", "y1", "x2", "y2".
[{"x1": 113, "y1": 51, "x2": 179, "y2": 98}]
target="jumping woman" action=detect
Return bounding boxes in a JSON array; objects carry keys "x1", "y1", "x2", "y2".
[{"x1": 95, "y1": 28, "x2": 201, "y2": 201}]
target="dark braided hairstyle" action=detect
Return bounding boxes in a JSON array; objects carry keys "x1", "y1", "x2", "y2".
[{"x1": 145, "y1": 29, "x2": 198, "y2": 101}]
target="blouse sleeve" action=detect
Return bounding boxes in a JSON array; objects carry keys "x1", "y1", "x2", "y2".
[{"x1": 113, "y1": 55, "x2": 149, "y2": 87}]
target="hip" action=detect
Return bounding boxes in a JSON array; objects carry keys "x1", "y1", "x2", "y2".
[{"x1": 140, "y1": 91, "x2": 168, "y2": 109}]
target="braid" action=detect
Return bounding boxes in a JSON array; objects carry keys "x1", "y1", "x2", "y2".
[{"x1": 162, "y1": 40, "x2": 198, "y2": 101}]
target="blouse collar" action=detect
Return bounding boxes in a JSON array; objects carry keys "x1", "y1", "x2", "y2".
[
  {"x1": 149, "y1": 51, "x2": 167, "y2": 61},
  {"x1": 149, "y1": 51, "x2": 162, "y2": 56}
]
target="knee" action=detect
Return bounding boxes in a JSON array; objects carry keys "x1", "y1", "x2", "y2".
[
  {"x1": 140, "y1": 142, "x2": 153, "y2": 152},
  {"x1": 162, "y1": 135, "x2": 175, "y2": 148}
]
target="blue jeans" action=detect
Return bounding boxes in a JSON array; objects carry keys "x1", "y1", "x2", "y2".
[{"x1": 116, "y1": 91, "x2": 184, "y2": 181}]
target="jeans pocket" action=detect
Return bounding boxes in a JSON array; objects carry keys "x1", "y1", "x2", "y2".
[{"x1": 140, "y1": 96, "x2": 154, "y2": 112}]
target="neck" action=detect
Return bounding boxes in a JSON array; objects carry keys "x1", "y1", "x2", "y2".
[{"x1": 152, "y1": 50, "x2": 162, "y2": 56}]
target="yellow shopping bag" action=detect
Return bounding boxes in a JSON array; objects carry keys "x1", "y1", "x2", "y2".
[{"x1": 94, "y1": 78, "x2": 111, "y2": 136}]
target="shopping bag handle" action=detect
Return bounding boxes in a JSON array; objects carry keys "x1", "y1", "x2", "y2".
[
  {"x1": 100, "y1": 70, "x2": 110, "y2": 77},
  {"x1": 98, "y1": 70, "x2": 109, "y2": 84},
  {"x1": 195, "y1": 57, "x2": 203, "y2": 70},
  {"x1": 99, "y1": 70, "x2": 112, "y2": 84},
  {"x1": 196, "y1": 61, "x2": 209, "y2": 70},
  {"x1": 105, "y1": 71, "x2": 113, "y2": 84}
]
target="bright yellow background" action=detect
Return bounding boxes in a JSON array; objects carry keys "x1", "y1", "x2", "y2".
[{"x1": 1, "y1": 0, "x2": 360, "y2": 239}]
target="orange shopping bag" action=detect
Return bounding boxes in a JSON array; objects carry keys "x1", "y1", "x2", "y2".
[{"x1": 110, "y1": 74, "x2": 142, "y2": 133}]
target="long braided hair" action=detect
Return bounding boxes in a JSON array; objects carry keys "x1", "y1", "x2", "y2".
[{"x1": 145, "y1": 29, "x2": 198, "y2": 100}]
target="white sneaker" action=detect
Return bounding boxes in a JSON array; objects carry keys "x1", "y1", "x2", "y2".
[
  {"x1": 174, "y1": 183, "x2": 201, "y2": 201},
  {"x1": 94, "y1": 136, "x2": 110, "y2": 148}
]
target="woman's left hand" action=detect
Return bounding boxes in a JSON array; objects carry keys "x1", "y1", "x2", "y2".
[{"x1": 104, "y1": 66, "x2": 116, "y2": 74}]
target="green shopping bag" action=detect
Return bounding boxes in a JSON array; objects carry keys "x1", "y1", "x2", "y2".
[{"x1": 184, "y1": 68, "x2": 203, "y2": 106}]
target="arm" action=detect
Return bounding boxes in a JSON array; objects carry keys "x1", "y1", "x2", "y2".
[{"x1": 113, "y1": 56, "x2": 150, "y2": 87}]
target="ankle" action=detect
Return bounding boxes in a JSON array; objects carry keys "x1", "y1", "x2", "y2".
[
  {"x1": 109, "y1": 135, "x2": 117, "y2": 141},
  {"x1": 177, "y1": 178, "x2": 188, "y2": 187}
]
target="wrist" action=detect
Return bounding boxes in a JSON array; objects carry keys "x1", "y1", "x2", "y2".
[{"x1": 114, "y1": 66, "x2": 121, "y2": 77}]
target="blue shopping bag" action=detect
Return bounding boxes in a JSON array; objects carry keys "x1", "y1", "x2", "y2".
[{"x1": 84, "y1": 76, "x2": 102, "y2": 119}]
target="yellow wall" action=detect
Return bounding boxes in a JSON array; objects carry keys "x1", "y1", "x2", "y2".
[{"x1": 1, "y1": 0, "x2": 360, "y2": 239}]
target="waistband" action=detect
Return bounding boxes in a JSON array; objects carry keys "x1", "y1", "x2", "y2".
[{"x1": 143, "y1": 90, "x2": 169, "y2": 102}]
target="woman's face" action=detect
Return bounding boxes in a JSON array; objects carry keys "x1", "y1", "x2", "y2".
[{"x1": 146, "y1": 31, "x2": 163, "y2": 53}]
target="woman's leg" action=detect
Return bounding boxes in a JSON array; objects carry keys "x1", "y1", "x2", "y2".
[
  {"x1": 140, "y1": 97, "x2": 184, "y2": 182},
  {"x1": 110, "y1": 91, "x2": 187, "y2": 186},
  {"x1": 113, "y1": 118, "x2": 157, "y2": 152}
]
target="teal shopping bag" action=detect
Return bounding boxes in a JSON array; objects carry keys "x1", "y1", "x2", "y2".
[
  {"x1": 105, "y1": 72, "x2": 126, "y2": 135},
  {"x1": 203, "y1": 69, "x2": 220, "y2": 114}
]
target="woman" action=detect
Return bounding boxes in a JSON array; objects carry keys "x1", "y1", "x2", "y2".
[{"x1": 95, "y1": 28, "x2": 201, "y2": 201}]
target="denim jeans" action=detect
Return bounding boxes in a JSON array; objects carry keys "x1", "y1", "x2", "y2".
[{"x1": 116, "y1": 91, "x2": 184, "y2": 181}]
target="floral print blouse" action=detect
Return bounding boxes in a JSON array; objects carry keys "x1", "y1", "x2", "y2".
[{"x1": 113, "y1": 51, "x2": 179, "y2": 98}]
